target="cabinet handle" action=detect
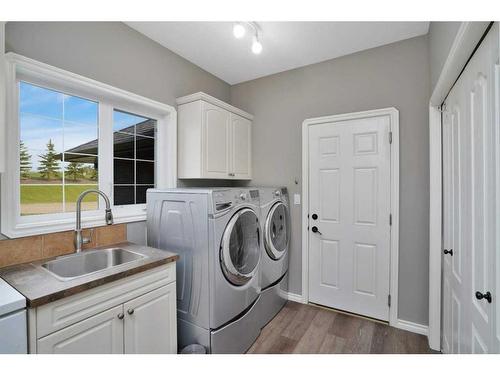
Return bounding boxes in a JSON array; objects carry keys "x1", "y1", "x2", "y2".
[
  {"x1": 443, "y1": 249, "x2": 453, "y2": 256},
  {"x1": 117, "y1": 313, "x2": 124, "y2": 320},
  {"x1": 228, "y1": 173, "x2": 235, "y2": 177},
  {"x1": 127, "y1": 308, "x2": 135, "y2": 315}
]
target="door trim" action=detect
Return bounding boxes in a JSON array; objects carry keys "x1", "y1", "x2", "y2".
[
  {"x1": 301, "y1": 107, "x2": 400, "y2": 328},
  {"x1": 428, "y1": 22, "x2": 491, "y2": 351}
]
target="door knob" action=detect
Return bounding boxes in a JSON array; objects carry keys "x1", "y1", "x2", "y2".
[
  {"x1": 117, "y1": 313, "x2": 124, "y2": 320},
  {"x1": 311, "y1": 226, "x2": 322, "y2": 235},
  {"x1": 475, "y1": 291, "x2": 492, "y2": 303},
  {"x1": 444, "y1": 249, "x2": 454, "y2": 256}
]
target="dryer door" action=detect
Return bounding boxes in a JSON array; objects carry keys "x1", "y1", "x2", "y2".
[
  {"x1": 220, "y1": 208, "x2": 261, "y2": 286},
  {"x1": 264, "y1": 202, "x2": 290, "y2": 260}
]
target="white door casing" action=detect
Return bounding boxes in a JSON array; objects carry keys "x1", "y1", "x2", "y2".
[{"x1": 303, "y1": 108, "x2": 399, "y2": 323}]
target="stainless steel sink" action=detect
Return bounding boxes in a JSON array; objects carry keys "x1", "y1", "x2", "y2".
[{"x1": 41, "y1": 248, "x2": 146, "y2": 280}]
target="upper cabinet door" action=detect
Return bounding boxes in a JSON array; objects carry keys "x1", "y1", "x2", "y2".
[
  {"x1": 124, "y1": 284, "x2": 177, "y2": 354},
  {"x1": 202, "y1": 102, "x2": 230, "y2": 178},
  {"x1": 230, "y1": 113, "x2": 252, "y2": 179}
]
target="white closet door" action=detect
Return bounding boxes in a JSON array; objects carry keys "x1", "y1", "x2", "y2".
[
  {"x1": 442, "y1": 22, "x2": 499, "y2": 354},
  {"x1": 468, "y1": 24, "x2": 497, "y2": 353}
]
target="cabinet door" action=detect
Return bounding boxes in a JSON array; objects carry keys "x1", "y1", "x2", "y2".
[
  {"x1": 37, "y1": 306, "x2": 124, "y2": 354},
  {"x1": 230, "y1": 113, "x2": 252, "y2": 179},
  {"x1": 202, "y1": 101, "x2": 230, "y2": 178},
  {"x1": 124, "y1": 283, "x2": 177, "y2": 354}
]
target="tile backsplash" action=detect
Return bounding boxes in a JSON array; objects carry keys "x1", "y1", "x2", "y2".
[{"x1": 0, "y1": 224, "x2": 127, "y2": 269}]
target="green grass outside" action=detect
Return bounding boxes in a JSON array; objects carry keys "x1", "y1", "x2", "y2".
[{"x1": 20, "y1": 184, "x2": 98, "y2": 204}]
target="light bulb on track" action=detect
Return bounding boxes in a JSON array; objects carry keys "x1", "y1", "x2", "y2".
[
  {"x1": 251, "y1": 37, "x2": 263, "y2": 54},
  {"x1": 233, "y1": 23, "x2": 246, "y2": 39}
]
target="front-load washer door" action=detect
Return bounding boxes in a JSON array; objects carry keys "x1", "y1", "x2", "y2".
[
  {"x1": 264, "y1": 202, "x2": 290, "y2": 260},
  {"x1": 220, "y1": 208, "x2": 261, "y2": 286}
]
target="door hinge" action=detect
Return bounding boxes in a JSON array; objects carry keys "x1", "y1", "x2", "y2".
[
  {"x1": 389, "y1": 214, "x2": 392, "y2": 226},
  {"x1": 388, "y1": 294, "x2": 391, "y2": 307},
  {"x1": 389, "y1": 131, "x2": 393, "y2": 144}
]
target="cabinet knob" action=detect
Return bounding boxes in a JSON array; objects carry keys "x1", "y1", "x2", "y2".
[
  {"x1": 475, "y1": 291, "x2": 492, "y2": 303},
  {"x1": 117, "y1": 313, "x2": 124, "y2": 320},
  {"x1": 127, "y1": 308, "x2": 135, "y2": 315},
  {"x1": 444, "y1": 249, "x2": 453, "y2": 256}
]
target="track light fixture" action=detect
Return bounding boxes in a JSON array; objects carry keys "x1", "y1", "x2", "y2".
[
  {"x1": 232, "y1": 22, "x2": 263, "y2": 55},
  {"x1": 233, "y1": 23, "x2": 246, "y2": 39},
  {"x1": 251, "y1": 36, "x2": 262, "y2": 55}
]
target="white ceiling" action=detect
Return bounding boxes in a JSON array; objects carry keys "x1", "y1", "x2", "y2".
[{"x1": 126, "y1": 22, "x2": 430, "y2": 85}]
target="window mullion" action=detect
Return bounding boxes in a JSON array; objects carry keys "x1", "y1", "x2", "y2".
[{"x1": 99, "y1": 102, "x2": 113, "y2": 209}]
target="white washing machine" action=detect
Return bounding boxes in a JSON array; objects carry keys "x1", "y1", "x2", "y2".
[
  {"x1": 147, "y1": 188, "x2": 262, "y2": 353},
  {"x1": 256, "y1": 187, "x2": 290, "y2": 328}
]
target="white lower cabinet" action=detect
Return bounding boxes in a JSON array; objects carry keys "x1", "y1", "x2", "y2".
[
  {"x1": 32, "y1": 263, "x2": 177, "y2": 354},
  {"x1": 38, "y1": 306, "x2": 124, "y2": 354},
  {"x1": 124, "y1": 284, "x2": 176, "y2": 354}
]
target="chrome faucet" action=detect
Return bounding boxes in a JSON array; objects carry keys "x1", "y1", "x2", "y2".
[{"x1": 74, "y1": 189, "x2": 113, "y2": 253}]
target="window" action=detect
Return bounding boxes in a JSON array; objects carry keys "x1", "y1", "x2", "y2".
[
  {"x1": 19, "y1": 82, "x2": 99, "y2": 216},
  {"x1": 113, "y1": 110, "x2": 156, "y2": 206},
  {"x1": 1, "y1": 53, "x2": 177, "y2": 238}
]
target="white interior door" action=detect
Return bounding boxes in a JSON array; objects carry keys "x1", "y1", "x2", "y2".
[
  {"x1": 441, "y1": 22, "x2": 499, "y2": 354},
  {"x1": 308, "y1": 113, "x2": 392, "y2": 321}
]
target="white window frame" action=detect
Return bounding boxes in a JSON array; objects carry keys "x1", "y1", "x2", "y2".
[{"x1": 1, "y1": 53, "x2": 177, "y2": 238}]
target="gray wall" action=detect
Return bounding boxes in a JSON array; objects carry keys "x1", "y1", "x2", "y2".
[
  {"x1": 428, "y1": 22, "x2": 462, "y2": 91},
  {"x1": 5, "y1": 22, "x2": 230, "y2": 105},
  {"x1": 230, "y1": 35, "x2": 431, "y2": 325},
  {"x1": 2, "y1": 21, "x2": 432, "y2": 325},
  {"x1": 1, "y1": 22, "x2": 231, "y2": 239}
]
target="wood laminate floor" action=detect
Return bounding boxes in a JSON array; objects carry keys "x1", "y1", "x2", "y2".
[{"x1": 247, "y1": 301, "x2": 437, "y2": 354}]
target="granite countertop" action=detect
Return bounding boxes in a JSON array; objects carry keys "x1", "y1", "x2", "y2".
[{"x1": 0, "y1": 242, "x2": 178, "y2": 308}]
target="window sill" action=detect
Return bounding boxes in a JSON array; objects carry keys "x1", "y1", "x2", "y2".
[{"x1": 1, "y1": 210, "x2": 146, "y2": 239}]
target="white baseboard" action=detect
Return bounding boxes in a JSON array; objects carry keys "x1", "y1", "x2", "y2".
[
  {"x1": 393, "y1": 319, "x2": 429, "y2": 336},
  {"x1": 285, "y1": 292, "x2": 305, "y2": 303}
]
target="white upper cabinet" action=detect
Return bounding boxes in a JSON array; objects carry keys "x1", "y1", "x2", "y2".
[
  {"x1": 230, "y1": 113, "x2": 252, "y2": 179},
  {"x1": 202, "y1": 101, "x2": 230, "y2": 178},
  {"x1": 177, "y1": 92, "x2": 253, "y2": 180}
]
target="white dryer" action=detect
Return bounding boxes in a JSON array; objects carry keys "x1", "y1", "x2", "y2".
[
  {"x1": 256, "y1": 187, "x2": 290, "y2": 328},
  {"x1": 147, "y1": 188, "x2": 262, "y2": 353}
]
